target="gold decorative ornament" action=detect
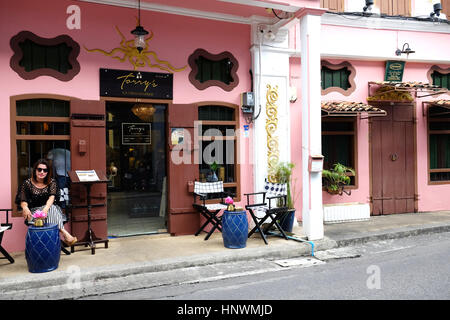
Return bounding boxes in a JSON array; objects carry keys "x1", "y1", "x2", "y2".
[
  {"x1": 84, "y1": 24, "x2": 187, "y2": 72},
  {"x1": 265, "y1": 84, "x2": 280, "y2": 183},
  {"x1": 367, "y1": 86, "x2": 414, "y2": 102}
]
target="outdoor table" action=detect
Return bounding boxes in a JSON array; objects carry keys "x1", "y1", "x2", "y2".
[{"x1": 25, "y1": 223, "x2": 61, "y2": 273}]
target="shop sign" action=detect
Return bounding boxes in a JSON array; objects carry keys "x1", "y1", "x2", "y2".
[
  {"x1": 100, "y1": 68, "x2": 173, "y2": 99},
  {"x1": 384, "y1": 61, "x2": 405, "y2": 82},
  {"x1": 122, "y1": 123, "x2": 151, "y2": 145}
]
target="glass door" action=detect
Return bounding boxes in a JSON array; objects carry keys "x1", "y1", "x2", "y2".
[{"x1": 106, "y1": 101, "x2": 167, "y2": 237}]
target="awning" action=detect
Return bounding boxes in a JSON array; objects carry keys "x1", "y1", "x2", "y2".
[
  {"x1": 422, "y1": 100, "x2": 450, "y2": 116},
  {"x1": 368, "y1": 81, "x2": 448, "y2": 99},
  {"x1": 321, "y1": 101, "x2": 387, "y2": 117}
]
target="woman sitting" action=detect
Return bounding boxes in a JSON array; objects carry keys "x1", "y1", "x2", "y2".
[{"x1": 16, "y1": 159, "x2": 77, "y2": 246}]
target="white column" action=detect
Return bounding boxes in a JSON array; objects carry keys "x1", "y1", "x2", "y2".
[
  {"x1": 297, "y1": 9, "x2": 325, "y2": 240},
  {"x1": 250, "y1": 24, "x2": 291, "y2": 193}
]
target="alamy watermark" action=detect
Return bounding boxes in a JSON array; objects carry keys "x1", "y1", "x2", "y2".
[{"x1": 366, "y1": 265, "x2": 381, "y2": 290}]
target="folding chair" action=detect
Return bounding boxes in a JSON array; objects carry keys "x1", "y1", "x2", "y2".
[
  {"x1": 0, "y1": 209, "x2": 15, "y2": 264},
  {"x1": 192, "y1": 181, "x2": 228, "y2": 240},
  {"x1": 244, "y1": 180, "x2": 289, "y2": 245},
  {"x1": 58, "y1": 182, "x2": 71, "y2": 255}
]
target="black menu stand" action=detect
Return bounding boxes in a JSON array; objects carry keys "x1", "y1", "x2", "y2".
[{"x1": 68, "y1": 170, "x2": 109, "y2": 255}]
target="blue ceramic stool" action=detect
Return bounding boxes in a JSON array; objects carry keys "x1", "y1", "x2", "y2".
[
  {"x1": 222, "y1": 210, "x2": 248, "y2": 249},
  {"x1": 25, "y1": 223, "x2": 61, "y2": 273}
]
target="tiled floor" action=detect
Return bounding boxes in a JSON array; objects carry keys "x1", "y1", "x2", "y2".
[{"x1": 107, "y1": 191, "x2": 167, "y2": 237}]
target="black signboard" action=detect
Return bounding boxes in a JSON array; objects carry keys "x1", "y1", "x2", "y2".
[
  {"x1": 122, "y1": 123, "x2": 151, "y2": 145},
  {"x1": 384, "y1": 61, "x2": 405, "y2": 82},
  {"x1": 100, "y1": 68, "x2": 173, "y2": 99}
]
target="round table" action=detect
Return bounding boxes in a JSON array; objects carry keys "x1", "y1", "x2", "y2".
[{"x1": 25, "y1": 223, "x2": 61, "y2": 273}]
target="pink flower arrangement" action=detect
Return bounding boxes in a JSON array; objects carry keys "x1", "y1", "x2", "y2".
[
  {"x1": 32, "y1": 210, "x2": 47, "y2": 219},
  {"x1": 225, "y1": 196, "x2": 234, "y2": 205}
]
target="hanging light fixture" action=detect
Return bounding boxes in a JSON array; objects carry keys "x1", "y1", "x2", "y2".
[
  {"x1": 132, "y1": 104, "x2": 156, "y2": 122},
  {"x1": 395, "y1": 43, "x2": 415, "y2": 56},
  {"x1": 131, "y1": 0, "x2": 148, "y2": 53}
]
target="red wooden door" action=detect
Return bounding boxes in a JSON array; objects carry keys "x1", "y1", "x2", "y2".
[
  {"x1": 70, "y1": 99, "x2": 107, "y2": 239},
  {"x1": 370, "y1": 104, "x2": 415, "y2": 215},
  {"x1": 167, "y1": 103, "x2": 199, "y2": 235}
]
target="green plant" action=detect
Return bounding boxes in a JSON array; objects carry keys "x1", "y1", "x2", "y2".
[
  {"x1": 322, "y1": 163, "x2": 355, "y2": 195},
  {"x1": 209, "y1": 161, "x2": 218, "y2": 172},
  {"x1": 274, "y1": 162, "x2": 295, "y2": 209}
]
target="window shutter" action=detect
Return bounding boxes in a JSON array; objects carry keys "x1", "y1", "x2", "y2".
[
  {"x1": 320, "y1": 0, "x2": 344, "y2": 12},
  {"x1": 442, "y1": 0, "x2": 450, "y2": 17},
  {"x1": 376, "y1": 0, "x2": 410, "y2": 16}
]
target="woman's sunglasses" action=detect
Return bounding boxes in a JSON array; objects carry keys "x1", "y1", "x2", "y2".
[{"x1": 37, "y1": 168, "x2": 49, "y2": 173}]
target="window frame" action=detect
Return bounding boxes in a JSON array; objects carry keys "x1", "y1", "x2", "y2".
[
  {"x1": 321, "y1": 61, "x2": 356, "y2": 96},
  {"x1": 188, "y1": 49, "x2": 239, "y2": 92},
  {"x1": 196, "y1": 102, "x2": 241, "y2": 202},
  {"x1": 10, "y1": 31, "x2": 80, "y2": 81},
  {"x1": 10, "y1": 94, "x2": 72, "y2": 216},
  {"x1": 427, "y1": 65, "x2": 450, "y2": 91},
  {"x1": 321, "y1": 116, "x2": 358, "y2": 189},
  {"x1": 427, "y1": 104, "x2": 450, "y2": 185}
]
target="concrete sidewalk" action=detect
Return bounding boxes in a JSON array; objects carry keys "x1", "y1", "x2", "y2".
[{"x1": 1, "y1": 210, "x2": 449, "y2": 297}]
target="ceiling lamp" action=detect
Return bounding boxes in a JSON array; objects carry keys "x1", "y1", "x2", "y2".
[
  {"x1": 131, "y1": 0, "x2": 149, "y2": 53},
  {"x1": 132, "y1": 104, "x2": 156, "y2": 122}
]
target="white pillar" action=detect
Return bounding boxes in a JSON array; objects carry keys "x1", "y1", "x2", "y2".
[
  {"x1": 250, "y1": 24, "x2": 291, "y2": 193},
  {"x1": 297, "y1": 8, "x2": 326, "y2": 240}
]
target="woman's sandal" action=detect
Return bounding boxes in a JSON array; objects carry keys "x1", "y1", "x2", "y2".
[{"x1": 64, "y1": 237, "x2": 77, "y2": 246}]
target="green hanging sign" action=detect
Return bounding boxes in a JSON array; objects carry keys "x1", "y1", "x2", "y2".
[{"x1": 384, "y1": 61, "x2": 405, "y2": 82}]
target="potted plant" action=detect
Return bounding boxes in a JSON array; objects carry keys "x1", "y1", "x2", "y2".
[
  {"x1": 206, "y1": 161, "x2": 219, "y2": 182},
  {"x1": 322, "y1": 163, "x2": 355, "y2": 195},
  {"x1": 274, "y1": 162, "x2": 296, "y2": 232}
]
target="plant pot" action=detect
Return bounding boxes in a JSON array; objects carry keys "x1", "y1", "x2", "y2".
[
  {"x1": 278, "y1": 209, "x2": 295, "y2": 233},
  {"x1": 34, "y1": 218, "x2": 45, "y2": 227},
  {"x1": 326, "y1": 186, "x2": 343, "y2": 195}
]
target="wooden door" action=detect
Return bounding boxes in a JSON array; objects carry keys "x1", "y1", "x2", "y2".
[
  {"x1": 370, "y1": 104, "x2": 415, "y2": 215},
  {"x1": 167, "y1": 103, "x2": 200, "y2": 235}
]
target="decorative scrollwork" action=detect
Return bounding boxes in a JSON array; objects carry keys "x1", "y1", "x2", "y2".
[
  {"x1": 84, "y1": 24, "x2": 186, "y2": 72},
  {"x1": 265, "y1": 84, "x2": 279, "y2": 183}
]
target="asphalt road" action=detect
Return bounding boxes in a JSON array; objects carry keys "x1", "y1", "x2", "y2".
[{"x1": 84, "y1": 231, "x2": 450, "y2": 300}]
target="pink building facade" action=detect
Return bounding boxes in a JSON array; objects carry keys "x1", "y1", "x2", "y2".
[{"x1": 1, "y1": 0, "x2": 449, "y2": 253}]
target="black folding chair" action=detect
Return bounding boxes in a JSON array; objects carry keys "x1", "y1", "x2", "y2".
[
  {"x1": 0, "y1": 209, "x2": 15, "y2": 264},
  {"x1": 192, "y1": 181, "x2": 229, "y2": 240},
  {"x1": 245, "y1": 180, "x2": 289, "y2": 245},
  {"x1": 58, "y1": 181, "x2": 71, "y2": 255}
]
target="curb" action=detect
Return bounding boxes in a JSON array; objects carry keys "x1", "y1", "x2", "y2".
[
  {"x1": 332, "y1": 223, "x2": 450, "y2": 247},
  {"x1": 0, "y1": 237, "x2": 337, "y2": 296}
]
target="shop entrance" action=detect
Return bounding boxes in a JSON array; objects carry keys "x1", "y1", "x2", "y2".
[{"x1": 106, "y1": 101, "x2": 167, "y2": 236}]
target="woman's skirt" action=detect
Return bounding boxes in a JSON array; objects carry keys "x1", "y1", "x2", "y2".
[{"x1": 31, "y1": 205, "x2": 66, "y2": 229}]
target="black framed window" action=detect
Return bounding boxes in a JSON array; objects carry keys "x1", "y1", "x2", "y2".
[
  {"x1": 322, "y1": 118, "x2": 356, "y2": 186},
  {"x1": 428, "y1": 106, "x2": 450, "y2": 183},
  {"x1": 197, "y1": 105, "x2": 239, "y2": 199}
]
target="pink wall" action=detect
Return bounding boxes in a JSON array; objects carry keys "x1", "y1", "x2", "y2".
[
  {"x1": 0, "y1": 0, "x2": 252, "y2": 252},
  {"x1": 320, "y1": 59, "x2": 450, "y2": 212}
]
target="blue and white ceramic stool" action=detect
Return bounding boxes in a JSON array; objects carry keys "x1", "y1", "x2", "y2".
[{"x1": 25, "y1": 223, "x2": 61, "y2": 273}]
